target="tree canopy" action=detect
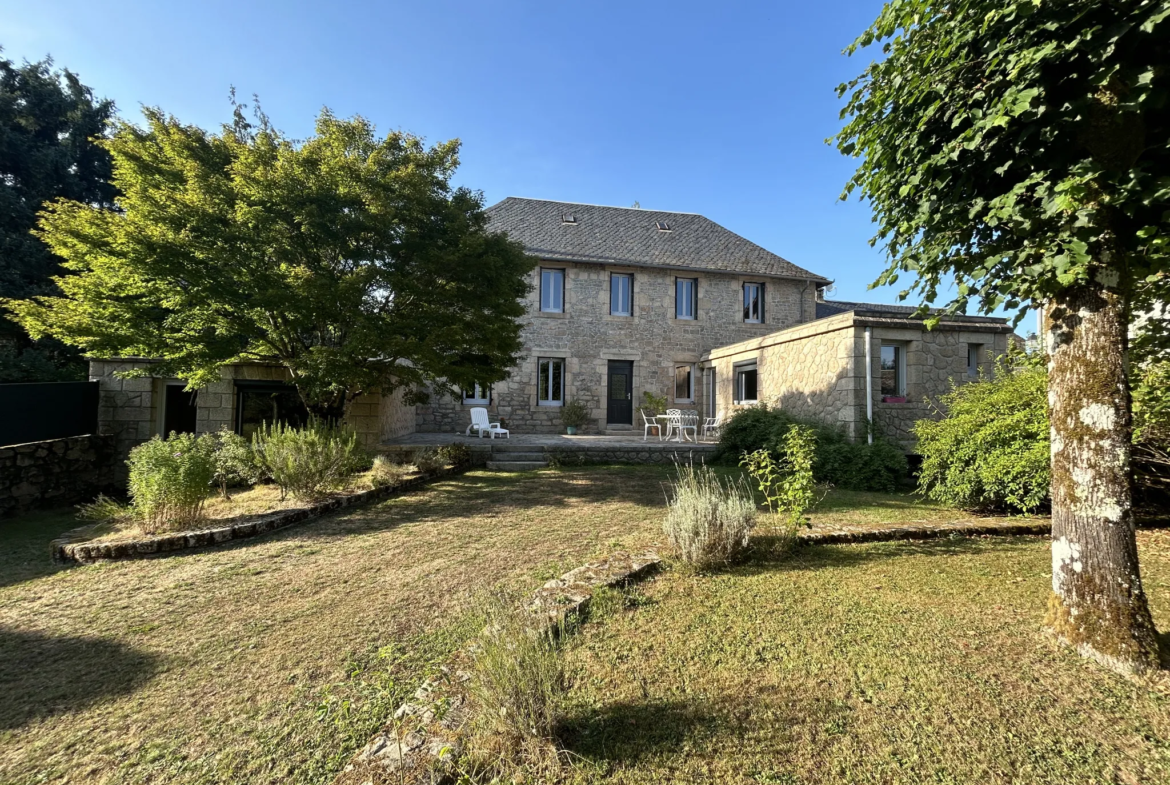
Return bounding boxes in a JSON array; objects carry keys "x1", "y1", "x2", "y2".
[
  {"x1": 5, "y1": 104, "x2": 534, "y2": 412},
  {"x1": 0, "y1": 52, "x2": 116, "y2": 380},
  {"x1": 835, "y1": 0, "x2": 1169, "y2": 319}
]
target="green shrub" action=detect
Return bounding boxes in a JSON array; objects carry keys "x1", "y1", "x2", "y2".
[
  {"x1": 915, "y1": 355, "x2": 1049, "y2": 512},
  {"x1": 717, "y1": 406, "x2": 907, "y2": 492},
  {"x1": 76, "y1": 494, "x2": 131, "y2": 523},
  {"x1": 560, "y1": 398, "x2": 590, "y2": 429},
  {"x1": 413, "y1": 448, "x2": 445, "y2": 473},
  {"x1": 252, "y1": 420, "x2": 364, "y2": 501},
  {"x1": 664, "y1": 462, "x2": 757, "y2": 568},
  {"x1": 436, "y1": 442, "x2": 471, "y2": 467},
  {"x1": 202, "y1": 427, "x2": 262, "y2": 499},
  {"x1": 126, "y1": 432, "x2": 216, "y2": 532},
  {"x1": 366, "y1": 455, "x2": 415, "y2": 488},
  {"x1": 640, "y1": 391, "x2": 668, "y2": 416}
]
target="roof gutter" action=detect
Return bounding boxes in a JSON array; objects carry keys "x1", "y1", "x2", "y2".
[{"x1": 528, "y1": 251, "x2": 832, "y2": 285}]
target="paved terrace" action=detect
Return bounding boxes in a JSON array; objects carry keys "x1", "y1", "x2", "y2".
[{"x1": 378, "y1": 431, "x2": 718, "y2": 462}]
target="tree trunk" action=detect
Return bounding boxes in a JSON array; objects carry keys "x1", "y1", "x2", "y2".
[{"x1": 1045, "y1": 280, "x2": 1160, "y2": 674}]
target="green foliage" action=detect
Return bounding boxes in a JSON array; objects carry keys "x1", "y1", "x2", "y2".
[
  {"x1": 915, "y1": 355, "x2": 1050, "y2": 513},
  {"x1": 640, "y1": 391, "x2": 668, "y2": 416},
  {"x1": 436, "y1": 442, "x2": 471, "y2": 467},
  {"x1": 252, "y1": 420, "x2": 364, "y2": 501},
  {"x1": 663, "y1": 462, "x2": 757, "y2": 568},
  {"x1": 413, "y1": 448, "x2": 445, "y2": 473},
  {"x1": 0, "y1": 55, "x2": 116, "y2": 380},
  {"x1": 126, "y1": 433, "x2": 216, "y2": 532},
  {"x1": 201, "y1": 427, "x2": 262, "y2": 499},
  {"x1": 1133, "y1": 359, "x2": 1170, "y2": 446},
  {"x1": 366, "y1": 455, "x2": 414, "y2": 489},
  {"x1": 718, "y1": 405, "x2": 907, "y2": 492},
  {"x1": 560, "y1": 398, "x2": 590, "y2": 429},
  {"x1": 835, "y1": 0, "x2": 1170, "y2": 319},
  {"x1": 75, "y1": 493, "x2": 131, "y2": 523},
  {"x1": 5, "y1": 101, "x2": 534, "y2": 413},
  {"x1": 741, "y1": 426, "x2": 818, "y2": 531}
]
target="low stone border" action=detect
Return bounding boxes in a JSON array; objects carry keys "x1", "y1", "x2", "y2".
[
  {"x1": 51, "y1": 463, "x2": 472, "y2": 564},
  {"x1": 338, "y1": 550, "x2": 661, "y2": 785},
  {"x1": 798, "y1": 514, "x2": 1169, "y2": 546}
]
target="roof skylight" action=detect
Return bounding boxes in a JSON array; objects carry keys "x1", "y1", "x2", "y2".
[
  {"x1": 561, "y1": 213, "x2": 577, "y2": 224},
  {"x1": 656, "y1": 221, "x2": 671, "y2": 232}
]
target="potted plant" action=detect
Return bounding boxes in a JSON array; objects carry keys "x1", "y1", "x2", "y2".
[
  {"x1": 560, "y1": 399, "x2": 589, "y2": 435},
  {"x1": 641, "y1": 391, "x2": 668, "y2": 416}
]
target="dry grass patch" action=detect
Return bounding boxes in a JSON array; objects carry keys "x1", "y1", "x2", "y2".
[
  {"x1": 0, "y1": 466, "x2": 670, "y2": 785},
  {"x1": 559, "y1": 530, "x2": 1170, "y2": 784}
]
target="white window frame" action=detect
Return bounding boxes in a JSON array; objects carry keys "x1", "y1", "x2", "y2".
[
  {"x1": 743, "y1": 282, "x2": 765, "y2": 323},
  {"x1": 674, "y1": 363, "x2": 695, "y2": 403},
  {"x1": 610, "y1": 273, "x2": 633, "y2": 316},
  {"x1": 734, "y1": 362, "x2": 758, "y2": 404},
  {"x1": 537, "y1": 357, "x2": 565, "y2": 406},
  {"x1": 880, "y1": 344, "x2": 906, "y2": 397},
  {"x1": 967, "y1": 344, "x2": 981, "y2": 378},
  {"x1": 675, "y1": 277, "x2": 697, "y2": 320},
  {"x1": 462, "y1": 383, "x2": 491, "y2": 405},
  {"x1": 540, "y1": 268, "x2": 564, "y2": 313}
]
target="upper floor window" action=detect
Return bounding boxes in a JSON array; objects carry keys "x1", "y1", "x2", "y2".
[
  {"x1": 538, "y1": 357, "x2": 564, "y2": 406},
  {"x1": 610, "y1": 273, "x2": 632, "y2": 316},
  {"x1": 540, "y1": 268, "x2": 564, "y2": 313},
  {"x1": 462, "y1": 383, "x2": 491, "y2": 405},
  {"x1": 675, "y1": 277, "x2": 697, "y2": 320},
  {"x1": 967, "y1": 344, "x2": 981, "y2": 378},
  {"x1": 735, "y1": 362, "x2": 758, "y2": 403},
  {"x1": 743, "y1": 282, "x2": 765, "y2": 323},
  {"x1": 674, "y1": 364, "x2": 694, "y2": 402},
  {"x1": 881, "y1": 344, "x2": 906, "y2": 397}
]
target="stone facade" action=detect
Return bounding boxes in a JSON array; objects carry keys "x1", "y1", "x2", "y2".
[
  {"x1": 0, "y1": 434, "x2": 118, "y2": 518},
  {"x1": 416, "y1": 261, "x2": 819, "y2": 434},
  {"x1": 704, "y1": 311, "x2": 1013, "y2": 450},
  {"x1": 90, "y1": 360, "x2": 415, "y2": 469}
]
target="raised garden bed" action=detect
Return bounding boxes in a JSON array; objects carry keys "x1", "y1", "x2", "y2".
[{"x1": 51, "y1": 463, "x2": 471, "y2": 564}]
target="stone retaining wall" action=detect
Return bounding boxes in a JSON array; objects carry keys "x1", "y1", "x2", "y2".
[{"x1": 0, "y1": 434, "x2": 117, "y2": 519}]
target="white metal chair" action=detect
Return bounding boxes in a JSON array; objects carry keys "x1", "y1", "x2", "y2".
[
  {"x1": 641, "y1": 409, "x2": 663, "y2": 441},
  {"x1": 677, "y1": 410, "x2": 699, "y2": 442},
  {"x1": 664, "y1": 408, "x2": 682, "y2": 441},
  {"x1": 701, "y1": 412, "x2": 724, "y2": 442},
  {"x1": 464, "y1": 407, "x2": 509, "y2": 439}
]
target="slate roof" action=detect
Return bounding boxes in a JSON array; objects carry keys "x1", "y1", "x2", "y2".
[{"x1": 485, "y1": 197, "x2": 829, "y2": 282}]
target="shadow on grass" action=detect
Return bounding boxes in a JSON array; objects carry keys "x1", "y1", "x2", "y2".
[
  {"x1": 0, "y1": 627, "x2": 161, "y2": 730},
  {"x1": 0, "y1": 508, "x2": 82, "y2": 590}
]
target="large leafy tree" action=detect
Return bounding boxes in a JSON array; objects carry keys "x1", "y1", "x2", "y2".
[
  {"x1": 0, "y1": 52, "x2": 117, "y2": 380},
  {"x1": 836, "y1": 0, "x2": 1169, "y2": 673},
  {"x1": 5, "y1": 104, "x2": 534, "y2": 415}
]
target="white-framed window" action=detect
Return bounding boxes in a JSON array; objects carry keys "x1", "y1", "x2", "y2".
[
  {"x1": 674, "y1": 364, "x2": 694, "y2": 402},
  {"x1": 967, "y1": 344, "x2": 981, "y2": 378},
  {"x1": 675, "y1": 277, "x2": 697, "y2": 320},
  {"x1": 540, "y1": 268, "x2": 564, "y2": 313},
  {"x1": 538, "y1": 357, "x2": 564, "y2": 406},
  {"x1": 743, "y1": 282, "x2": 765, "y2": 323},
  {"x1": 462, "y1": 383, "x2": 491, "y2": 405},
  {"x1": 881, "y1": 344, "x2": 906, "y2": 397},
  {"x1": 610, "y1": 273, "x2": 633, "y2": 316},
  {"x1": 734, "y1": 362, "x2": 758, "y2": 403}
]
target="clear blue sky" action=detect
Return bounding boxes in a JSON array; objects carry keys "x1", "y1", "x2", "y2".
[{"x1": 1, "y1": 0, "x2": 992, "y2": 314}]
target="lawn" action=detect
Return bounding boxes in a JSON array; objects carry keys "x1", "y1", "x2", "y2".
[
  {"x1": 559, "y1": 530, "x2": 1170, "y2": 784},
  {"x1": 0, "y1": 466, "x2": 673, "y2": 785}
]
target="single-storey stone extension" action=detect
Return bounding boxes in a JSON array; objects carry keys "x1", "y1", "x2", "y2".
[{"x1": 91, "y1": 196, "x2": 1013, "y2": 459}]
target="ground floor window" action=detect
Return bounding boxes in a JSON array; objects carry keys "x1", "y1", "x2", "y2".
[
  {"x1": 881, "y1": 345, "x2": 906, "y2": 397},
  {"x1": 462, "y1": 383, "x2": 491, "y2": 405},
  {"x1": 235, "y1": 382, "x2": 311, "y2": 439},
  {"x1": 162, "y1": 382, "x2": 198, "y2": 436},
  {"x1": 538, "y1": 358, "x2": 564, "y2": 406},
  {"x1": 674, "y1": 364, "x2": 694, "y2": 402},
  {"x1": 967, "y1": 344, "x2": 982, "y2": 378},
  {"x1": 704, "y1": 367, "x2": 717, "y2": 417},
  {"x1": 734, "y1": 362, "x2": 758, "y2": 403}
]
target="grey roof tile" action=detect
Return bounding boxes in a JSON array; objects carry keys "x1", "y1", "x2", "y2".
[{"x1": 485, "y1": 197, "x2": 828, "y2": 282}]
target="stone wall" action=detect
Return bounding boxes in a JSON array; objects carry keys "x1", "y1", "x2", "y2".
[
  {"x1": 379, "y1": 387, "x2": 417, "y2": 441},
  {"x1": 703, "y1": 312, "x2": 1014, "y2": 450},
  {"x1": 0, "y1": 434, "x2": 117, "y2": 518},
  {"x1": 416, "y1": 262, "x2": 818, "y2": 435},
  {"x1": 91, "y1": 361, "x2": 400, "y2": 463}
]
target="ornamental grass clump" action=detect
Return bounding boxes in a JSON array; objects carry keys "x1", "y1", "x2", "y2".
[
  {"x1": 366, "y1": 455, "x2": 415, "y2": 489},
  {"x1": 466, "y1": 595, "x2": 566, "y2": 777},
  {"x1": 663, "y1": 462, "x2": 757, "y2": 568},
  {"x1": 126, "y1": 432, "x2": 216, "y2": 533},
  {"x1": 252, "y1": 420, "x2": 364, "y2": 501}
]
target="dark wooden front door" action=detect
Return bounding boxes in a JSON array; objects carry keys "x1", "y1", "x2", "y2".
[
  {"x1": 163, "y1": 384, "x2": 198, "y2": 435},
  {"x1": 607, "y1": 361, "x2": 633, "y2": 425}
]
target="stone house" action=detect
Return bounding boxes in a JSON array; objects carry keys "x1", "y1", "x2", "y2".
[{"x1": 90, "y1": 196, "x2": 1012, "y2": 458}]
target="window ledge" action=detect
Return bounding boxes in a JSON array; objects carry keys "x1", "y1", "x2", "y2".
[
  {"x1": 538, "y1": 402, "x2": 564, "y2": 407},
  {"x1": 536, "y1": 311, "x2": 568, "y2": 319}
]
